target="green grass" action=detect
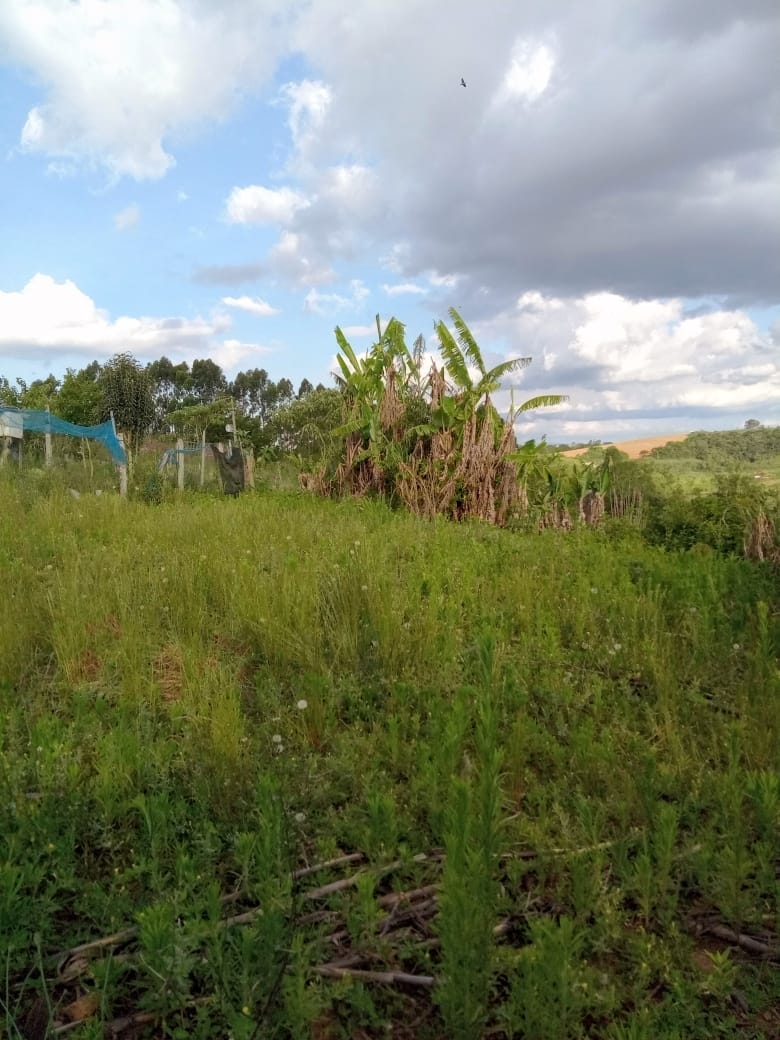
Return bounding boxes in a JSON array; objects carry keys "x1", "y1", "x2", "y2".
[{"x1": 1, "y1": 476, "x2": 778, "y2": 1038}]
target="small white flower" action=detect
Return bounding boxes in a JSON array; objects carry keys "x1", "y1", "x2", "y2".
[
  {"x1": 361, "y1": 585, "x2": 368, "y2": 592},
  {"x1": 294, "y1": 812, "x2": 306, "y2": 823},
  {"x1": 36, "y1": 746, "x2": 43, "y2": 753},
  {"x1": 613, "y1": 642, "x2": 622, "y2": 652},
  {"x1": 296, "y1": 699, "x2": 308, "y2": 711},
  {"x1": 732, "y1": 643, "x2": 741, "y2": 651},
  {"x1": 590, "y1": 587, "x2": 598, "y2": 594},
  {"x1": 354, "y1": 540, "x2": 360, "y2": 547},
  {"x1": 274, "y1": 743, "x2": 284, "y2": 754},
  {"x1": 271, "y1": 734, "x2": 283, "y2": 744}
]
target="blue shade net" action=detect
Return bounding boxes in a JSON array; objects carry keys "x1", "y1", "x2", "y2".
[
  {"x1": 158, "y1": 445, "x2": 204, "y2": 470},
  {"x1": 0, "y1": 407, "x2": 127, "y2": 464}
]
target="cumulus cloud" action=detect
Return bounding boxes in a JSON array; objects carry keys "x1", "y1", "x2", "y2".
[
  {"x1": 471, "y1": 290, "x2": 780, "y2": 440},
  {"x1": 0, "y1": 0, "x2": 298, "y2": 179},
  {"x1": 113, "y1": 204, "x2": 140, "y2": 231},
  {"x1": 304, "y1": 279, "x2": 369, "y2": 315},
  {"x1": 226, "y1": 185, "x2": 310, "y2": 226},
  {"x1": 279, "y1": 79, "x2": 332, "y2": 169},
  {"x1": 0, "y1": 274, "x2": 269, "y2": 371},
  {"x1": 221, "y1": 295, "x2": 280, "y2": 316}
]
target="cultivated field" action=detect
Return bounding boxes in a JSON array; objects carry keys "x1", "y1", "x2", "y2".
[
  {"x1": 563, "y1": 434, "x2": 689, "y2": 459},
  {"x1": 1, "y1": 477, "x2": 778, "y2": 1039}
]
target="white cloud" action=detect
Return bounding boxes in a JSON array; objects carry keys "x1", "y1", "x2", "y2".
[
  {"x1": 382, "y1": 282, "x2": 427, "y2": 296},
  {"x1": 1, "y1": 0, "x2": 293, "y2": 180},
  {"x1": 279, "y1": 79, "x2": 332, "y2": 166},
  {"x1": 212, "y1": 338, "x2": 272, "y2": 371},
  {"x1": 0, "y1": 273, "x2": 246, "y2": 367},
  {"x1": 177, "y1": 190, "x2": 189, "y2": 202},
  {"x1": 475, "y1": 289, "x2": 780, "y2": 439},
  {"x1": 493, "y1": 38, "x2": 555, "y2": 106},
  {"x1": 304, "y1": 279, "x2": 369, "y2": 315},
  {"x1": 226, "y1": 185, "x2": 310, "y2": 226},
  {"x1": 114, "y1": 204, "x2": 140, "y2": 231},
  {"x1": 221, "y1": 295, "x2": 280, "y2": 317}
]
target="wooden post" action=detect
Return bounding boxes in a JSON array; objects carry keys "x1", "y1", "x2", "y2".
[
  {"x1": 117, "y1": 432, "x2": 128, "y2": 496},
  {"x1": 45, "y1": 405, "x2": 53, "y2": 467},
  {"x1": 245, "y1": 448, "x2": 255, "y2": 490},
  {"x1": 200, "y1": 428, "x2": 206, "y2": 488},
  {"x1": 177, "y1": 438, "x2": 185, "y2": 492},
  {"x1": 111, "y1": 413, "x2": 128, "y2": 496}
]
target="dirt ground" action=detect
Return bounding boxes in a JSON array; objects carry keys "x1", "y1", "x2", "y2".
[{"x1": 563, "y1": 433, "x2": 689, "y2": 459}]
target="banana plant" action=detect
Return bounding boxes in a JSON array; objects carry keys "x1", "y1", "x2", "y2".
[
  {"x1": 435, "y1": 307, "x2": 530, "y2": 406},
  {"x1": 432, "y1": 308, "x2": 567, "y2": 437}
]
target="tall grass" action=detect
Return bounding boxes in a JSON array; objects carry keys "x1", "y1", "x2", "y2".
[{"x1": 1, "y1": 475, "x2": 777, "y2": 1037}]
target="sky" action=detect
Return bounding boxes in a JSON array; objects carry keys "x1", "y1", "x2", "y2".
[{"x1": 0, "y1": 0, "x2": 778, "y2": 443}]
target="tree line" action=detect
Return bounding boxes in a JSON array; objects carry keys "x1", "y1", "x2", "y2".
[{"x1": 0, "y1": 355, "x2": 336, "y2": 460}]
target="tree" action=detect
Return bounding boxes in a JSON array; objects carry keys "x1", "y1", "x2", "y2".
[
  {"x1": 745, "y1": 419, "x2": 762, "y2": 430},
  {"x1": 297, "y1": 378, "x2": 314, "y2": 399},
  {"x1": 100, "y1": 353, "x2": 155, "y2": 471},
  {"x1": 231, "y1": 368, "x2": 271, "y2": 422},
  {"x1": 147, "y1": 357, "x2": 192, "y2": 429},
  {"x1": 168, "y1": 398, "x2": 234, "y2": 444},
  {"x1": 18, "y1": 375, "x2": 60, "y2": 410},
  {"x1": 58, "y1": 365, "x2": 103, "y2": 426},
  {"x1": 190, "y1": 358, "x2": 227, "y2": 403},
  {"x1": 268, "y1": 388, "x2": 344, "y2": 457},
  {"x1": 0, "y1": 376, "x2": 21, "y2": 406}
]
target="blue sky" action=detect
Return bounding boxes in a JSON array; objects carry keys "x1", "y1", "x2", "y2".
[{"x1": 1, "y1": 0, "x2": 778, "y2": 442}]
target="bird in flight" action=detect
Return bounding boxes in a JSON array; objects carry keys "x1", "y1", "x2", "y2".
[{"x1": 460, "y1": 78, "x2": 467, "y2": 88}]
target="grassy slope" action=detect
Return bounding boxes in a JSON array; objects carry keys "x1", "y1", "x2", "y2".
[{"x1": 1, "y1": 480, "x2": 778, "y2": 1038}]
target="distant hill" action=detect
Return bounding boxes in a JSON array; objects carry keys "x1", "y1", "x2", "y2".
[{"x1": 563, "y1": 434, "x2": 689, "y2": 459}]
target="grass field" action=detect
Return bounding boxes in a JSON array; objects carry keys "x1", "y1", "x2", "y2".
[{"x1": 1, "y1": 476, "x2": 778, "y2": 1039}]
